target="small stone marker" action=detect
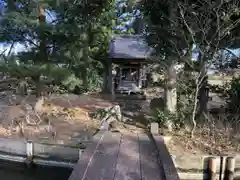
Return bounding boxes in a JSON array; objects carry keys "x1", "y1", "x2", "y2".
[
  {"x1": 78, "y1": 149, "x2": 82, "y2": 160},
  {"x1": 150, "y1": 122, "x2": 159, "y2": 135}
]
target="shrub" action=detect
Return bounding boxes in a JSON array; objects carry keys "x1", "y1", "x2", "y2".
[
  {"x1": 153, "y1": 108, "x2": 182, "y2": 130},
  {"x1": 227, "y1": 77, "x2": 240, "y2": 113}
]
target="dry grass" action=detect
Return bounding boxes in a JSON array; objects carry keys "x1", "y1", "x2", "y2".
[
  {"x1": 0, "y1": 94, "x2": 113, "y2": 144},
  {"x1": 165, "y1": 114, "x2": 240, "y2": 156},
  {"x1": 208, "y1": 75, "x2": 232, "y2": 81}
]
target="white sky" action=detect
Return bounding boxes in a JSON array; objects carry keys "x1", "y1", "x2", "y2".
[{"x1": 0, "y1": 9, "x2": 54, "y2": 55}]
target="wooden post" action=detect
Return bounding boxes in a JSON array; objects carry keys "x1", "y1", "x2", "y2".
[
  {"x1": 138, "y1": 64, "x2": 141, "y2": 88},
  {"x1": 119, "y1": 67, "x2": 122, "y2": 87},
  {"x1": 108, "y1": 61, "x2": 113, "y2": 94},
  {"x1": 26, "y1": 141, "x2": 33, "y2": 158},
  {"x1": 26, "y1": 141, "x2": 33, "y2": 168},
  {"x1": 208, "y1": 157, "x2": 217, "y2": 180},
  {"x1": 219, "y1": 156, "x2": 227, "y2": 180},
  {"x1": 224, "y1": 157, "x2": 235, "y2": 180},
  {"x1": 111, "y1": 67, "x2": 116, "y2": 101}
]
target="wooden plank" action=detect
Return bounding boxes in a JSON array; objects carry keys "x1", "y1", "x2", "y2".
[
  {"x1": 138, "y1": 134, "x2": 164, "y2": 180},
  {"x1": 68, "y1": 131, "x2": 106, "y2": 180},
  {"x1": 81, "y1": 132, "x2": 121, "y2": 180},
  {"x1": 153, "y1": 135, "x2": 180, "y2": 180},
  {"x1": 114, "y1": 133, "x2": 141, "y2": 180}
]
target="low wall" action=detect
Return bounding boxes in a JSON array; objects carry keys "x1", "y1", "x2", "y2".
[
  {"x1": 171, "y1": 153, "x2": 240, "y2": 179},
  {"x1": 152, "y1": 135, "x2": 240, "y2": 180},
  {"x1": 0, "y1": 102, "x2": 121, "y2": 169},
  {"x1": 0, "y1": 136, "x2": 85, "y2": 168}
]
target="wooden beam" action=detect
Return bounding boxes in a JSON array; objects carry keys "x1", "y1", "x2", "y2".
[
  {"x1": 114, "y1": 134, "x2": 141, "y2": 180},
  {"x1": 139, "y1": 134, "x2": 164, "y2": 180}
]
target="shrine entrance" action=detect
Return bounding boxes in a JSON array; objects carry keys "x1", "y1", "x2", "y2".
[
  {"x1": 107, "y1": 35, "x2": 152, "y2": 94},
  {"x1": 113, "y1": 63, "x2": 146, "y2": 94}
]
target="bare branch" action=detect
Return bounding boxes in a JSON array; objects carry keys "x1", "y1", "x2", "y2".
[{"x1": 178, "y1": 4, "x2": 197, "y2": 49}]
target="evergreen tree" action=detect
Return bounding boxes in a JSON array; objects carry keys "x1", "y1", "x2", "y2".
[{"x1": 0, "y1": 0, "x2": 117, "y2": 94}]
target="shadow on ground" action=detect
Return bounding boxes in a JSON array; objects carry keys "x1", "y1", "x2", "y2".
[{"x1": 69, "y1": 131, "x2": 167, "y2": 180}]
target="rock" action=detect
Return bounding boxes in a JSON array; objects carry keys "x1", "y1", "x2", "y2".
[
  {"x1": 34, "y1": 96, "x2": 45, "y2": 113},
  {"x1": 101, "y1": 105, "x2": 122, "y2": 123},
  {"x1": 112, "y1": 105, "x2": 122, "y2": 121},
  {"x1": 96, "y1": 105, "x2": 122, "y2": 131},
  {"x1": 109, "y1": 121, "x2": 120, "y2": 132},
  {"x1": 16, "y1": 80, "x2": 28, "y2": 95},
  {"x1": 150, "y1": 122, "x2": 159, "y2": 135},
  {"x1": 100, "y1": 121, "x2": 109, "y2": 130},
  {"x1": 24, "y1": 103, "x2": 33, "y2": 111},
  {"x1": 122, "y1": 111, "x2": 137, "y2": 118},
  {"x1": 165, "y1": 120, "x2": 173, "y2": 132},
  {"x1": 122, "y1": 117, "x2": 133, "y2": 123},
  {"x1": 150, "y1": 97, "x2": 165, "y2": 111}
]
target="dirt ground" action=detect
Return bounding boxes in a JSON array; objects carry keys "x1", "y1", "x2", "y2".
[
  {"x1": 94, "y1": 86, "x2": 240, "y2": 156},
  {"x1": 163, "y1": 85, "x2": 240, "y2": 156},
  {"x1": 163, "y1": 123, "x2": 240, "y2": 156},
  {"x1": 0, "y1": 85, "x2": 238, "y2": 156},
  {"x1": 141, "y1": 82, "x2": 240, "y2": 156},
  {"x1": 0, "y1": 92, "x2": 114, "y2": 145}
]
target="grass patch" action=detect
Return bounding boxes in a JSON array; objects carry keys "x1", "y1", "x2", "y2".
[{"x1": 208, "y1": 75, "x2": 232, "y2": 81}]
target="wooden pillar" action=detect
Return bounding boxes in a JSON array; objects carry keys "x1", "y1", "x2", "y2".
[
  {"x1": 119, "y1": 67, "x2": 122, "y2": 86},
  {"x1": 138, "y1": 64, "x2": 141, "y2": 88},
  {"x1": 107, "y1": 60, "x2": 113, "y2": 94}
]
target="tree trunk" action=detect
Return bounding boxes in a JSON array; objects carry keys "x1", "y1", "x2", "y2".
[
  {"x1": 31, "y1": 6, "x2": 47, "y2": 98},
  {"x1": 82, "y1": 68, "x2": 88, "y2": 91},
  {"x1": 102, "y1": 62, "x2": 110, "y2": 93},
  {"x1": 38, "y1": 6, "x2": 48, "y2": 63},
  {"x1": 36, "y1": 81, "x2": 43, "y2": 97},
  {"x1": 198, "y1": 74, "x2": 208, "y2": 118},
  {"x1": 164, "y1": 63, "x2": 177, "y2": 112},
  {"x1": 164, "y1": 62, "x2": 177, "y2": 131},
  {"x1": 102, "y1": 61, "x2": 113, "y2": 94},
  {"x1": 32, "y1": 75, "x2": 43, "y2": 97},
  {"x1": 164, "y1": 86, "x2": 177, "y2": 112},
  {"x1": 198, "y1": 53, "x2": 209, "y2": 121}
]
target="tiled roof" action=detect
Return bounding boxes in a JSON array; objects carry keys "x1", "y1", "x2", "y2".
[{"x1": 109, "y1": 35, "x2": 152, "y2": 59}]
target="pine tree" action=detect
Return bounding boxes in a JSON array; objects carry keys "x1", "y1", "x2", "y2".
[{"x1": 0, "y1": 0, "x2": 117, "y2": 94}]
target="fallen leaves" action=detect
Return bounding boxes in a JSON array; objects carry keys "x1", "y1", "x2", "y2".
[{"x1": 166, "y1": 126, "x2": 239, "y2": 156}]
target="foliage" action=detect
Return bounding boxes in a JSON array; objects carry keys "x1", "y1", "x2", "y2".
[
  {"x1": 141, "y1": 0, "x2": 240, "y2": 135},
  {"x1": 153, "y1": 108, "x2": 184, "y2": 130},
  {"x1": 227, "y1": 77, "x2": 240, "y2": 113},
  {"x1": 207, "y1": 76, "x2": 240, "y2": 113},
  {"x1": 153, "y1": 109, "x2": 168, "y2": 126},
  {"x1": 61, "y1": 74, "x2": 83, "y2": 92},
  {"x1": 0, "y1": 0, "x2": 122, "y2": 94},
  {"x1": 141, "y1": 0, "x2": 240, "y2": 64}
]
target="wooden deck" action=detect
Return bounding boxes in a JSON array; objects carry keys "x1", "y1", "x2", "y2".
[{"x1": 68, "y1": 131, "x2": 166, "y2": 180}]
